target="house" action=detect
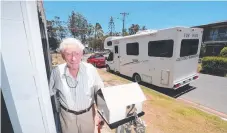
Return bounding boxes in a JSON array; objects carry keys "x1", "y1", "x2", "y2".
[
  {"x1": 2, "y1": 1, "x2": 57, "y2": 133},
  {"x1": 193, "y1": 21, "x2": 227, "y2": 56}
]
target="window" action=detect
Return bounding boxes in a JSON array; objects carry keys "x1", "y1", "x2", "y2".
[
  {"x1": 115, "y1": 46, "x2": 118, "y2": 54},
  {"x1": 95, "y1": 54, "x2": 103, "y2": 58},
  {"x1": 126, "y1": 42, "x2": 139, "y2": 55},
  {"x1": 148, "y1": 40, "x2": 173, "y2": 57},
  {"x1": 180, "y1": 39, "x2": 199, "y2": 57},
  {"x1": 107, "y1": 41, "x2": 112, "y2": 46},
  {"x1": 107, "y1": 52, "x2": 113, "y2": 61},
  {"x1": 90, "y1": 54, "x2": 103, "y2": 59},
  {"x1": 209, "y1": 29, "x2": 218, "y2": 41},
  {"x1": 219, "y1": 28, "x2": 226, "y2": 34},
  {"x1": 89, "y1": 55, "x2": 94, "y2": 59},
  {"x1": 218, "y1": 28, "x2": 227, "y2": 41}
]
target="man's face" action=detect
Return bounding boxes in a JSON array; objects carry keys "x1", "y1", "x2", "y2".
[{"x1": 62, "y1": 45, "x2": 83, "y2": 70}]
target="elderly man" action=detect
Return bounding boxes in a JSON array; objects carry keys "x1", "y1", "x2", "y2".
[{"x1": 49, "y1": 38, "x2": 104, "y2": 133}]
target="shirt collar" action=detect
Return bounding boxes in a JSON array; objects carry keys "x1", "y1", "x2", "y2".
[{"x1": 63, "y1": 63, "x2": 82, "y2": 79}]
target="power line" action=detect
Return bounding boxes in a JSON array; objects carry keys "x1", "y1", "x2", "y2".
[{"x1": 120, "y1": 12, "x2": 129, "y2": 36}]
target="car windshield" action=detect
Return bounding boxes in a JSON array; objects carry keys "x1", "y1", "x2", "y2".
[
  {"x1": 89, "y1": 55, "x2": 95, "y2": 58},
  {"x1": 91, "y1": 54, "x2": 103, "y2": 58}
]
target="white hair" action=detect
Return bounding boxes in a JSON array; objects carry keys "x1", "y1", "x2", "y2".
[{"x1": 59, "y1": 38, "x2": 85, "y2": 52}]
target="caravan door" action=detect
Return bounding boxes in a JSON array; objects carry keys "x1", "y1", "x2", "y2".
[{"x1": 114, "y1": 45, "x2": 120, "y2": 72}]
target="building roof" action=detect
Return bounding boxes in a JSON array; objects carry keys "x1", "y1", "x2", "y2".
[{"x1": 192, "y1": 20, "x2": 227, "y2": 28}]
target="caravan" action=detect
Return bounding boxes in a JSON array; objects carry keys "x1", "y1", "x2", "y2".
[{"x1": 104, "y1": 27, "x2": 203, "y2": 89}]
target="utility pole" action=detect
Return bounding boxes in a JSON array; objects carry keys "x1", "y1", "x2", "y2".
[
  {"x1": 120, "y1": 12, "x2": 129, "y2": 36},
  {"x1": 94, "y1": 24, "x2": 97, "y2": 51}
]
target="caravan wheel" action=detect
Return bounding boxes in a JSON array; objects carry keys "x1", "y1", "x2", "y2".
[
  {"x1": 133, "y1": 73, "x2": 141, "y2": 83},
  {"x1": 106, "y1": 65, "x2": 111, "y2": 72}
]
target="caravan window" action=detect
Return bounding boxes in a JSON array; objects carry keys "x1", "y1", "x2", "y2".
[
  {"x1": 126, "y1": 42, "x2": 139, "y2": 55},
  {"x1": 107, "y1": 41, "x2": 112, "y2": 46},
  {"x1": 180, "y1": 39, "x2": 199, "y2": 57},
  {"x1": 115, "y1": 46, "x2": 118, "y2": 53},
  {"x1": 148, "y1": 40, "x2": 173, "y2": 57}
]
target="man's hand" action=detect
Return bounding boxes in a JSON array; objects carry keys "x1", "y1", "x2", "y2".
[
  {"x1": 93, "y1": 106, "x2": 104, "y2": 132},
  {"x1": 95, "y1": 115, "x2": 104, "y2": 129},
  {"x1": 96, "y1": 115, "x2": 104, "y2": 133}
]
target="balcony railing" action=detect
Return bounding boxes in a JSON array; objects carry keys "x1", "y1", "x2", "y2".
[{"x1": 204, "y1": 33, "x2": 227, "y2": 42}]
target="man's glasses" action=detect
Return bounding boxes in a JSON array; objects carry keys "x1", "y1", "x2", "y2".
[{"x1": 65, "y1": 52, "x2": 81, "y2": 59}]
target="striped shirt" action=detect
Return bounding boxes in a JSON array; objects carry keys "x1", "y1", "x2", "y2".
[{"x1": 49, "y1": 62, "x2": 104, "y2": 111}]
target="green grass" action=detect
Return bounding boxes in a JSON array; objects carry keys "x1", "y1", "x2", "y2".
[
  {"x1": 141, "y1": 83, "x2": 227, "y2": 132},
  {"x1": 144, "y1": 84, "x2": 227, "y2": 133}
]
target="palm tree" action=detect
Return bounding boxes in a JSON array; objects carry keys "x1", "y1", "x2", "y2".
[
  {"x1": 134, "y1": 24, "x2": 140, "y2": 33},
  {"x1": 128, "y1": 24, "x2": 140, "y2": 35}
]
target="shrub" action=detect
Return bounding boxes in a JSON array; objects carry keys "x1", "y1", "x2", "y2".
[
  {"x1": 202, "y1": 56, "x2": 227, "y2": 76},
  {"x1": 220, "y1": 47, "x2": 227, "y2": 57}
]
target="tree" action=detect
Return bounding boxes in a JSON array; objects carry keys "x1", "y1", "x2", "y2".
[
  {"x1": 87, "y1": 23, "x2": 106, "y2": 51},
  {"x1": 68, "y1": 11, "x2": 88, "y2": 43},
  {"x1": 93, "y1": 23, "x2": 104, "y2": 50},
  {"x1": 86, "y1": 23, "x2": 94, "y2": 39},
  {"x1": 46, "y1": 20, "x2": 59, "y2": 51},
  {"x1": 46, "y1": 16, "x2": 69, "y2": 51},
  {"x1": 123, "y1": 28, "x2": 129, "y2": 36},
  {"x1": 113, "y1": 32, "x2": 121, "y2": 36},
  {"x1": 94, "y1": 23, "x2": 104, "y2": 38},
  {"x1": 220, "y1": 47, "x2": 227, "y2": 57},
  {"x1": 128, "y1": 24, "x2": 140, "y2": 35},
  {"x1": 52, "y1": 16, "x2": 68, "y2": 40},
  {"x1": 140, "y1": 26, "x2": 147, "y2": 31}
]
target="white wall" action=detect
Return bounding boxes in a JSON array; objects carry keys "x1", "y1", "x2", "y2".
[{"x1": 1, "y1": 1, "x2": 56, "y2": 133}]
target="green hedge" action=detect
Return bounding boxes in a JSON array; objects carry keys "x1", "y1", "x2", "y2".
[
  {"x1": 202, "y1": 56, "x2": 227, "y2": 76},
  {"x1": 220, "y1": 47, "x2": 227, "y2": 57}
]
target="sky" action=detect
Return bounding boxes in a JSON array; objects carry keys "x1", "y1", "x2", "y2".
[{"x1": 44, "y1": 1, "x2": 227, "y2": 34}]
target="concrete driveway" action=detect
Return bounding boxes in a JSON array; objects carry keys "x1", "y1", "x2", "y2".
[{"x1": 179, "y1": 74, "x2": 227, "y2": 114}]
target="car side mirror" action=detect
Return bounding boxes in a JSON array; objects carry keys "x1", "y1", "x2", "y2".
[{"x1": 105, "y1": 57, "x2": 107, "y2": 60}]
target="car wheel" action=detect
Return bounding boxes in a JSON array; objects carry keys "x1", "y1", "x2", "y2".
[
  {"x1": 133, "y1": 73, "x2": 141, "y2": 83},
  {"x1": 93, "y1": 63, "x2": 97, "y2": 67}
]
